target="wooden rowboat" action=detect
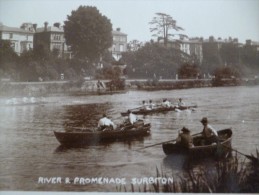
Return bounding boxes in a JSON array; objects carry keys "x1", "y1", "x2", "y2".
[
  {"x1": 121, "y1": 105, "x2": 197, "y2": 116},
  {"x1": 162, "y1": 129, "x2": 232, "y2": 158},
  {"x1": 54, "y1": 123, "x2": 151, "y2": 146}
]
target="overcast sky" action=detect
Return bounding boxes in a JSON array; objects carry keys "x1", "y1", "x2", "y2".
[{"x1": 0, "y1": 0, "x2": 258, "y2": 44}]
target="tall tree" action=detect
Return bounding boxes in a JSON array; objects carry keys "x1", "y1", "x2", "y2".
[
  {"x1": 149, "y1": 12, "x2": 185, "y2": 47},
  {"x1": 64, "y1": 6, "x2": 113, "y2": 62}
]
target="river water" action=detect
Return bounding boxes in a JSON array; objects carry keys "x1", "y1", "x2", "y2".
[{"x1": 0, "y1": 86, "x2": 258, "y2": 192}]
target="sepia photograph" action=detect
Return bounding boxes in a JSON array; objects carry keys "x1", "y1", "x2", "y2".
[{"x1": 0, "y1": 0, "x2": 259, "y2": 194}]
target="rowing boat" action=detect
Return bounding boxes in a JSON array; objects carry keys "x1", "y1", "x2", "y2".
[
  {"x1": 121, "y1": 105, "x2": 197, "y2": 116},
  {"x1": 162, "y1": 129, "x2": 232, "y2": 158},
  {"x1": 54, "y1": 122, "x2": 151, "y2": 146}
]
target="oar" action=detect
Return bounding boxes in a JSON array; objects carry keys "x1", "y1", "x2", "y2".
[
  {"x1": 127, "y1": 106, "x2": 144, "y2": 112},
  {"x1": 137, "y1": 132, "x2": 202, "y2": 150}
]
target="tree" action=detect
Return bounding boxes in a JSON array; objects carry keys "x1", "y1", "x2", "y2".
[
  {"x1": 178, "y1": 63, "x2": 200, "y2": 79},
  {"x1": 64, "y1": 6, "x2": 113, "y2": 62},
  {"x1": 0, "y1": 40, "x2": 18, "y2": 64},
  {"x1": 127, "y1": 40, "x2": 143, "y2": 51},
  {"x1": 149, "y1": 12, "x2": 186, "y2": 47},
  {"x1": 121, "y1": 42, "x2": 188, "y2": 79}
]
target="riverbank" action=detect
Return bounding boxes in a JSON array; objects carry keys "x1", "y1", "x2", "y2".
[{"x1": 0, "y1": 78, "x2": 258, "y2": 97}]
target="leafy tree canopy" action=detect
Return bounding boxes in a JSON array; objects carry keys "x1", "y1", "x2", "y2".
[
  {"x1": 0, "y1": 40, "x2": 18, "y2": 64},
  {"x1": 178, "y1": 63, "x2": 200, "y2": 79},
  {"x1": 122, "y1": 42, "x2": 189, "y2": 79},
  {"x1": 64, "y1": 6, "x2": 113, "y2": 62}
]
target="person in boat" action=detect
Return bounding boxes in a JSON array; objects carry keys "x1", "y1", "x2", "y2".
[
  {"x1": 142, "y1": 100, "x2": 151, "y2": 110},
  {"x1": 176, "y1": 127, "x2": 194, "y2": 148},
  {"x1": 177, "y1": 98, "x2": 185, "y2": 107},
  {"x1": 148, "y1": 100, "x2": 156, "y2": 110},
  {"x1": 161, "y1": 99, "x2": 172, "y2": 108},
  {"x1": 200, "y1": 117, "x2": 219, "y2": 145},
  {"x1": 97, "y1": 114, "x2": 116, "y2": 131},
  {"x1": 127, "y1": 110, "x2": 138, "y2": 125}
]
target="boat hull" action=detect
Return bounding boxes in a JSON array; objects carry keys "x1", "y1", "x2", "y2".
[
  {"x1": 54, "y1": 124, "x2": 151, "y2": 146},
  {"x1": 162, "y1": 129, "x2": 232, "y2": 159},
  {"x1": 121, "y1": 105, "x2": 197, "y2": 116}
]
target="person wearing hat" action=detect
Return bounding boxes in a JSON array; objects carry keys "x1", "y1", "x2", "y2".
[
  {"x1": 176, "y1": 127, "x2": 194, "y2": 148},
  {"x1": 97, "y1": 114, "x2": 116, "y2": 131},
  {"x1": 200, "y1": 117, "x2": 218, "y2": 145}
]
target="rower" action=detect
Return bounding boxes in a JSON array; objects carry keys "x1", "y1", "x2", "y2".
[
  {"x1": 97, "y1": 114, "x2": 116, "y2": 131},
  {"x1": 161, "y1": 98, "x2": 172, "y2": 108},
  {"x1": 127, "y1": 110, "x2": 138, "y2": 125},
  {"x1": 200, "y1": 117, "x2": 219, "y2": 145},
  {"x1": 176, "y1": 127, "x2": 193, "y2": 148},
  {"x1": 142, "y1": 100, "x2": 151, "y2": 110},
  {"x1": 148, "y1": 99, "x2": 156, "y2": 110},
  {"x1": 177, "y1": 98, "x2": 185, "y2": 107}
]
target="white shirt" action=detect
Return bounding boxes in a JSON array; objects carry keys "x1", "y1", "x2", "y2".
[
  {"x1": 149, "y1": 102, "x2": 156, "y2": 109},
  {"x1": 143, "y1": 102, "x2": 151, "y2": 110},
  {"x1": 203, "y1": 124, "x2": 218, "y2": 137},
  {"x1": 98, "y1": 117, "x2": 115, "y2": 129},
  {"x1": 178, "y1": 101, "x2": 185, "y2": 107},
  {"x1": 162, "y1": 100, "x2": 171, "y2": 108},
  {"x1": 129, "y1": 113, "x2": 137, "y2": 124}
]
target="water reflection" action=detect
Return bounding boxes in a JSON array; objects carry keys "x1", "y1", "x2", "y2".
[{"x1": 62, "y1": 103, "x2": 112, "y2": 130}]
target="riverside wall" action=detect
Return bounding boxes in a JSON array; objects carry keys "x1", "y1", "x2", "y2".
[{"x1": 0, "y1": 78, "x2": 258, "y2": 97}]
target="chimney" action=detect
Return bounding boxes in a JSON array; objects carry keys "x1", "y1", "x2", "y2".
[
  {"x1": 209, "y1": 36, "x2": 214, "y2": 42},
  {"x1": 54, "y1": 22, "x2": 60, "y2": 28},
  {"x1": 44, "y1": 22, "x2": 48, "y2": 31},
  {"x1": 33, "y1": 23, "x2": 37, "y2": 32},
  {"x1": 116, "y1": 28, "x2": 121, "y2": 32},
  {"x1": 246, "y1": 39, "x2": 251, "y2": 45},
  {"x1": 233, "y1": 38, "x2": 238, "y2": 44}
]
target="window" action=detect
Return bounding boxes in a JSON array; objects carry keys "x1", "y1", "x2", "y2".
[
  {"x1": 9, "y1": 33, "x2": 13, "y2": 39},
  {"x1": 119, "y1": 44, "x2": 124, "y2": 52}
]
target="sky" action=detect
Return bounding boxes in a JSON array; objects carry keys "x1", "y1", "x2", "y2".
[{"x1": 0, "y1": 0, "x2": 259, "y2": 44}]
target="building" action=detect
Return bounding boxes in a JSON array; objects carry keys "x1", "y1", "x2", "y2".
[
  {"x1": 109, "y1": 28, "x2": 127, "y2": 61},
  {"x1": 0, "y1": 22, "x2": 34, "y2": 55},
  {"x1": 159, "y1": 37, "x2": 203, "y2": 64},
  {"x1": 189, "y1": 38, "x2": 203, "y2": 64},
  {"x1": 34, "y1": 22, "x2": 71, "y2": 58}
]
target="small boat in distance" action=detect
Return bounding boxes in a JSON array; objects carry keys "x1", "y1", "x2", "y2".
[
  {"x1": 54, "y1": 122, "x2": 151, "y2": 146},
  {"x1": 121, "y1": 105, "x2": 197, "y2": 116},
  {"x1": 162, "y1": 129, "x2": 232, "y2": 159}
]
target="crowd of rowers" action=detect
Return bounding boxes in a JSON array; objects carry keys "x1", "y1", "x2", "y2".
[
  {"x1": 97, "y1": 111, "x2": 218, "y2": 147},
  {"x1": 97, "y1": 98, "x2": 186, "y2": 131},
  {"x1": 141, "y1": 98, "x2": 185, "y2": 110},
  {"x1": 96, "y1": 98, "x2": 218, "y2": 147}
]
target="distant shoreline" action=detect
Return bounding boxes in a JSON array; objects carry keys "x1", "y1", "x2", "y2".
[{"x1": 0, "y1": 78, "x2": 258, "y2": 97}]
